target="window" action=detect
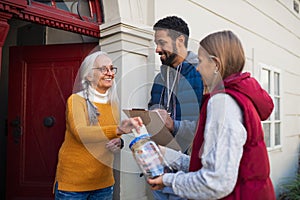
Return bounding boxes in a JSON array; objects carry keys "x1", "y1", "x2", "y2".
[
  {"x1": 32, "y1": 0, "x2": 102, "y2": 23},
  {"x1": 260, "y1": 64, "x2": 281, "y2": 149}
]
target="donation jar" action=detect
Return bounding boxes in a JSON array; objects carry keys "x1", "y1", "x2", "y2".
[{"x1": 129, "y1": 125, "x2": 173, "y2": 178}]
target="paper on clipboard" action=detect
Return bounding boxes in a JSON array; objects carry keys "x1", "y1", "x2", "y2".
[{"x1": 123, "y1": 109, "x2": 181, "y2": 151}]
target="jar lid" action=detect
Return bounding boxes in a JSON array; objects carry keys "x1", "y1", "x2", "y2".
[{"x1": 129, "y1": 134, "x2": 151, "y2": 149}]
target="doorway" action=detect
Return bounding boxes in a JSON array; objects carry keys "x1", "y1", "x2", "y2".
[{"x1": 6, "y1": 43, "x2": 98, "y2": 199}]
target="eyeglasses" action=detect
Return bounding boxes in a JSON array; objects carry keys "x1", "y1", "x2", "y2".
[{"x1": 92, "y1": 65, "x2": 117, "y2": 74}]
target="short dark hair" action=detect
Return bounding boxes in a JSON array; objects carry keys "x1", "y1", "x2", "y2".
[{"x1": 153, "y1": 16, "x2": 189, "y2": 47}]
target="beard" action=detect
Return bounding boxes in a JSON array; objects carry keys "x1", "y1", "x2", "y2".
[
  {"x1": 159, "y1": 44, "x2": 178, "y2": 67},
  {"x1": 160, "y1": 52, "x2": 177, "y2": 66}
]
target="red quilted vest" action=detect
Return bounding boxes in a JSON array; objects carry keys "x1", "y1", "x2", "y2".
[{"x1": 189, "y1": 73, "x2": 276, "y2": 200}]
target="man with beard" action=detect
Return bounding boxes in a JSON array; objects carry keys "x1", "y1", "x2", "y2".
[{"x1": 148, "y1": 16, "x2": 203, "y2": 200}]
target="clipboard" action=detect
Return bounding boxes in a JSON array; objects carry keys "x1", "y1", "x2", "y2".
[{"x1": 123, "y1": 109, "x2": 181, "y2": 151}]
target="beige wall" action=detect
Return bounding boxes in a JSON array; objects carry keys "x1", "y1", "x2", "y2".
[{"x1": 100, "y1": 0, "x2": 300, "y2": 199}]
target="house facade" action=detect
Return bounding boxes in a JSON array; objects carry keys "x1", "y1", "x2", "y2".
[{"x1": 0, "y1": 0, "x2": 299, "y2": 199}]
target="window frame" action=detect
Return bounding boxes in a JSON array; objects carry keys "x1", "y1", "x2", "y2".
[{"x1": 259, "y1": 63, "x2": 282, "y2": 151}]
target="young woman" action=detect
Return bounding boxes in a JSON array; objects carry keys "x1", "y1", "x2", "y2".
[{"x1": 148, "y1": 31, "x2": 276, "y2": 200}]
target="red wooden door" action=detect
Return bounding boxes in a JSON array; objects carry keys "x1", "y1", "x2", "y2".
[{"x1": 6, "y1": 43, "x2": 97, "y2": 199}]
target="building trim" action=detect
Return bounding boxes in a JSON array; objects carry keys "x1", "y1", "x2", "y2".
[{"x1": 0, "y1": 0, "x2": 101, "y2": 38}]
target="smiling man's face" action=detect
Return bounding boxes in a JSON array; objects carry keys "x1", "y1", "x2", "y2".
[{"x1": 154, "y1": 29, "x2": 178, "y2": 67}]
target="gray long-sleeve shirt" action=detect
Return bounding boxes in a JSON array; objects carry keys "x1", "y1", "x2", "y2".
[{"x1": 162, "y1": 94, "x2": 247, "y2": 200}]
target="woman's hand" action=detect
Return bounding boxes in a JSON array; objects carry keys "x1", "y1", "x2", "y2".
[
  {"x1": 106, "y1": 138, "x2": 123, "y2": 153},
  {"x1": 117, "y1": 117, "x2": 143, "y2": 135},
  {"x1": 147, "y1": 176, "x2": 165, "y2": 190}
]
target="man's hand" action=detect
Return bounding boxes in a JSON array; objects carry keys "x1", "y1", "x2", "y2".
[{"x1": 155, "y1": 109, "x2": 174, "y2": 132}]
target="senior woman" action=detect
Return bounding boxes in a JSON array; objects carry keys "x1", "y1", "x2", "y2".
[{"x1": 54, "y1": 51, "x2": 141, "y2": 200}]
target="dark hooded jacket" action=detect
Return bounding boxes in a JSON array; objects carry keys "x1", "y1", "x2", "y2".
[
  {"x1": 148, "y1": 51, "x2": 203, "y2": 152},
  {"x1": 190, "y1": 72, "x2": 276, "y2": 200}
]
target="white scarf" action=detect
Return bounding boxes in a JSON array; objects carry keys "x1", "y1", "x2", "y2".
[{"x1": 77, "y1": 85, "x2": 109, "y2": 104}]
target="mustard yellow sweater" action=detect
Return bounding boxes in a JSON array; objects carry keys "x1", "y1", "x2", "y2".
[{"x1": 55, "y1": 94, "x2": 119, "y2": 192}]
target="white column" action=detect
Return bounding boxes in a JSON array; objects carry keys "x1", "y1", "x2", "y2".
[{"x1": 100, "y1": 1, "x2": 156, "y2": 199}]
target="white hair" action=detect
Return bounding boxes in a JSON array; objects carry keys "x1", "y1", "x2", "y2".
[{"x1": 73, "y1": 51, "x2": 119, "y2": 125}]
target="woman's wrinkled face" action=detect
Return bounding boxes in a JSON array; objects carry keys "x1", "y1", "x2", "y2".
[
  {"x1": 196, "y1": 47, "x2": 217, "y2": 89},
  {"x1": 90, "y1": 55, "x2": 115, "y2": 94}
]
